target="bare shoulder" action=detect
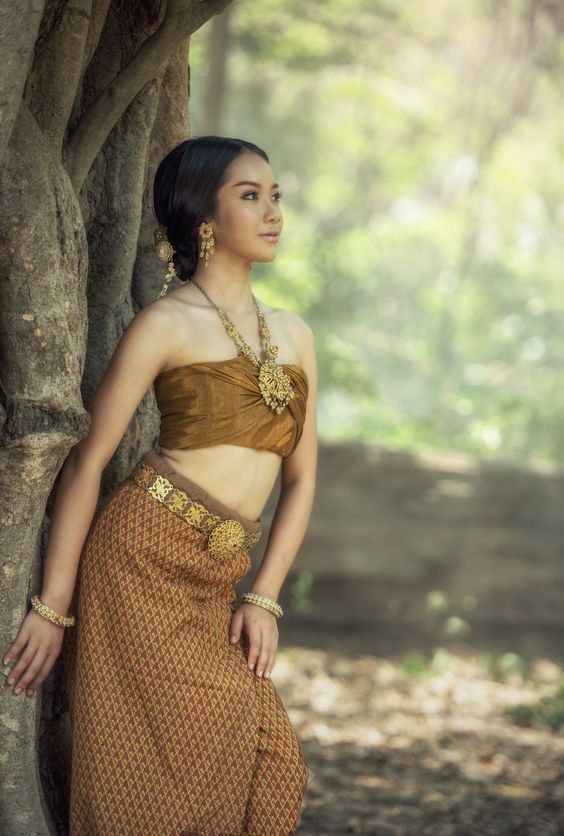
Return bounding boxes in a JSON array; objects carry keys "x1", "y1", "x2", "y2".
[
  {"x1": 258, "y1": 299, "x2": 316, "y2": 373},
  {"x1": 282, "y1": 308, "x2": 314, "y2": 340},
  {"x1": 139, "y1": 291, "x2": 188, "y2": 329},
  {"x1": 131, "y1": 293, "x2": 188, "y2": 352},
  {"x1": 259, "y1": 300, "x2": 314, "y2": 345},
  {"x1": 286, "y1": 311, "x2": 315, "y2": 364}
]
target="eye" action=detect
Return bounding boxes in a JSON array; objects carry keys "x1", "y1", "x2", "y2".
[{"x1": 241, "y1": 192, "x2": 282, "y2": 203}]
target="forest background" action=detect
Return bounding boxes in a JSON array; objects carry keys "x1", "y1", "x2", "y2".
[
  {"x1": 2, "y1": 2, "x2": 564, "y2": 833},
  {"x1": 192, "y1": 0, "x2": 564, "y2": 466}
]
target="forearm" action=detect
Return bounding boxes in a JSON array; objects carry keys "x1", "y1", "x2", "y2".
[
  {"x1": 249, "y1": 477, "x2": 315, "y2": 601},
  {"x1": 40, "y1": 451, "x2": 103, "y2": 615}
]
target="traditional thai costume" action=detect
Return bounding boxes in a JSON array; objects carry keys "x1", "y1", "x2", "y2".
[{"x1": 64, "y1": 354, "x2": 310, "y2": 835}]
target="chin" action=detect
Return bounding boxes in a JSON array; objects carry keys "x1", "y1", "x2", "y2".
[{"x1": 252, "y1": 252, "x2": 277, "y2": 264}]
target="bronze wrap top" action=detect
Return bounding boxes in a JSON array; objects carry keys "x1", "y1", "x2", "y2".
[{"x1": 153, "y1": 356, "x2": 309, "y2": 459}]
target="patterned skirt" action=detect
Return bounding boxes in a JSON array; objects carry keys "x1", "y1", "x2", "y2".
[{"x1": 63, "y1": 449, "x2": 309, "y2": 835}]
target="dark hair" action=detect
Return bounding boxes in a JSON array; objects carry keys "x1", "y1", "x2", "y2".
[{"x1": 152, "y1": 135, "x2": 270, "y2": 281}]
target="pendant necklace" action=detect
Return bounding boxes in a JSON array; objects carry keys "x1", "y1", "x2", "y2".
[{"x1": 191, "y1": 278, "x2": 295, "y2": 414}]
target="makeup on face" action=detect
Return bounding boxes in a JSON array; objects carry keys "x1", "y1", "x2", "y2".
[{"x1": 221, "y1": 157, "x2": 284, "y2": 254}]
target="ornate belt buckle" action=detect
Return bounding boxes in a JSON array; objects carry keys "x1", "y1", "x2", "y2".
[{"x1": 207, "y1": 519, "x2": 246, "y2": 560}]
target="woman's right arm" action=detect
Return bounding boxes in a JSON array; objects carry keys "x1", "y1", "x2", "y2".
[{"x1": 3, "y1": 302, "x2": 177, "y2": 697}]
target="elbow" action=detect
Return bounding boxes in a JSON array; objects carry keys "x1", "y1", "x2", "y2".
[
  {"x1": 280, "y1": 472, "x2": 316, "y2": 495},
  {"x1": 64, "y1": 439, "x2": 107, "y2": 479}
]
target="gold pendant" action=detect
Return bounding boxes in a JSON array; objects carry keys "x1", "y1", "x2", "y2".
[{"x1": 258, "y1": 360, "x2": 295, "y2": 414}]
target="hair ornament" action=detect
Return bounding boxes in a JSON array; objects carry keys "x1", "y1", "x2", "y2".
[{"x1": 154, "y1": 224, "x2": 178, "y2": 298}]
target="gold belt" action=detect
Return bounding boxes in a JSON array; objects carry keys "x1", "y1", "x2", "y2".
[{"x1": 130, "y1": 461, "x2": 262, "y2": 560}]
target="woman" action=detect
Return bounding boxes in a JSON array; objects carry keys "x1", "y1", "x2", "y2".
[{"x1": 3, "y1": 136, "x2": 317, "y2": 835}]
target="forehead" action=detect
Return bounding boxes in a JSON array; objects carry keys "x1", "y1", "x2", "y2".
[{"x1": 222, "y1": 152, "x2": 275, "y2": 185}]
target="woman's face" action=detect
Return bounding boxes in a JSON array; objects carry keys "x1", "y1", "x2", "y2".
[{"x1": 209, "y1": 152, "x2": 283, "y2": 264}]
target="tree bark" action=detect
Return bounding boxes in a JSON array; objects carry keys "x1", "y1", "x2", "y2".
[{"x1": 0, "y1": 2, "x2": 233, "y2": 832}]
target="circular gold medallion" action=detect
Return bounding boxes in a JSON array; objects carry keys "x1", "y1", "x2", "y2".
[{"x1": 207, "y1": 519, "x2": 246, "y2": 560}]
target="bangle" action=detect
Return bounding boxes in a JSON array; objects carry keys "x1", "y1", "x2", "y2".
[
  {"x1": 240, "y1": 592, "x2": 283, "y2": 619},
  {"x1": 30, "y1": 595, "x2": 76, "y2": 628}
]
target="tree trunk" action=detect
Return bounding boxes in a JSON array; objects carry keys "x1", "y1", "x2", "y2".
[{"x1": 0, "y1": 2, "x2": 233, "y2": 832}]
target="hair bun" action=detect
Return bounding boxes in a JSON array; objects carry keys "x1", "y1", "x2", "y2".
[{"x1": 171, "y1": 239, "x2": 197, "y2": 281}]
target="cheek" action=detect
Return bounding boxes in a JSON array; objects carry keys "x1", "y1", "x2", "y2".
[{"x1": 222, "y1": 205, "x2": 260, "y2": 241}]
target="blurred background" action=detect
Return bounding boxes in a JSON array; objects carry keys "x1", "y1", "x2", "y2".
[
  {"x1": 191, "y1": 3, "x2": 564, "y2": 833},
  {"x1": 192, "y1": 0, "x2": 564, "y2": 463}
]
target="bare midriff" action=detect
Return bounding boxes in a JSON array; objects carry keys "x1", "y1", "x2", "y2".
[{"x1": 158, "y1": 443, "x2": 282, "y2": 521}]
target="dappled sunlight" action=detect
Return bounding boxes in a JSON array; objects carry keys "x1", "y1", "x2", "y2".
[{"x1": 274, "y1": 646, "x2": 564, "y2": 834}]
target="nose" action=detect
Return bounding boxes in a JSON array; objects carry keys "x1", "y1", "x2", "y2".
[{"x1": 264, "y1": 199, "x2": 281, "y2": 222}]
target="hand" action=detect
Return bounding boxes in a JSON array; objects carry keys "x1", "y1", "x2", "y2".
[
  {"x1": 3, "y1": 608, "x2": 65, "y2": 697},
  {"x1": 229, "y1": 602, "x2": 279, "y2": 679}
]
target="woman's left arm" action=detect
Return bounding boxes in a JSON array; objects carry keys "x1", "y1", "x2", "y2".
[
  {"x1": 229, "y1": 318, "x2": 318, "y2": 678},
  {"x1": 249, "y1": 317, "x2": 318, "y2": 602}
]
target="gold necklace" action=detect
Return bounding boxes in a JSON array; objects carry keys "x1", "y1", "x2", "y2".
[{"x1": 191, "y1": 278, "x2": 295, "y2": 414}]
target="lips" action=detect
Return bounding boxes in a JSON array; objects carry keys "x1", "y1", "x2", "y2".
[{"x1": 260, "y1": 232, "x2": 280, "y2": 241}]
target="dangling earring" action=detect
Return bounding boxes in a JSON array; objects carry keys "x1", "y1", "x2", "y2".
[
  {"x1": 198, "y1": 222, "x2": 215, "y2": 267},
  {"x1": 154, "y1": 224, "x2": 177, "y2": 298}
]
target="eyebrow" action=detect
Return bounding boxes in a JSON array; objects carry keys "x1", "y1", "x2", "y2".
[{"x1": 231, "y1": 180, "x2": 280, "y2": 189}]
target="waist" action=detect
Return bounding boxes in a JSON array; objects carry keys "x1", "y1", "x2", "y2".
[
  {"x1": 129, "y1": 450, "x2": 263, "y2": 559},
  {"x1": 157, "y1": 445, "x2": 281, "y2": 520}
]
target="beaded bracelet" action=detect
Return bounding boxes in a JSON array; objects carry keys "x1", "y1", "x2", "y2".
[
  {"x1": 240, "y1": 592, "x2": 283, "y2": 619},
  {"x1": 30, "y1": 595, "x2": 76, "y2": 628}
]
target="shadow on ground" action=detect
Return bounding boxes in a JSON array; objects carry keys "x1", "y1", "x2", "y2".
[{"x1": 272, "y1": 584, "x2": 564, "y2": 835}]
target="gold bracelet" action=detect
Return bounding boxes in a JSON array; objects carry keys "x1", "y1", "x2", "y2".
[
  {"x1": 240, "y1": 592, "x2": 283, "y2": 619},
  {"x1": 30, "y1": 595, "x2": 76, "y2": 628}
]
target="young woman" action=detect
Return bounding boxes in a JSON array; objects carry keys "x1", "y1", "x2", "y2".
[{"x1": 3, "y1": 136, "x2": 317, "y2": 834}]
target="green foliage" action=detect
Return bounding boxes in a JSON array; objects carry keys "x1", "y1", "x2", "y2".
[
  {"x1": 190, "y1": 0, "x2": 564, "y2": 466},
  {"x1": 400, "y1": 646, "x2": 458, "y2": 680},
  {"x1": 399, "y1": 651, "x2": 429, "y2": 679},
  {"x1": 504, "y1": 683, "x2": 564, "y2": 731},
  {"x1": 479, "y1": 651, "x2": 533, "y2": 683},
  {"x1": 289, "y1": 569, "x2": 315, "y2": 613}
]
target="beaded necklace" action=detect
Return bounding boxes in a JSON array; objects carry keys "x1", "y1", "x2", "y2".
[{"x1": 191, "y1": 278, "x2": 295, "y2": 415}]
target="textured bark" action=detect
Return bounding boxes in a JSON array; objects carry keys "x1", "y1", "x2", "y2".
[
  {"x1": 0, "y1": 2, "x2": 233, "y2": 832},
  {"x1": 133, "y1": 38, "x2": 191, "y2": 311},
  {"x1": 0, "y1": 2, "x2": 46, "y2": 165}
]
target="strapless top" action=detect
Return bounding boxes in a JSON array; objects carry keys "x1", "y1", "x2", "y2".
[{"x1": 153, "y1": 355, "x2": 308, "y2": 459}]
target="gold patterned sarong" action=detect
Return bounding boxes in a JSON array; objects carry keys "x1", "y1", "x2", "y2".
[{"x1": 63, "y1": 450, "x2": 309, "y2": 835}]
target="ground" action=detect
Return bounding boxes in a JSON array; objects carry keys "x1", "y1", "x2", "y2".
[{"x1": 273, "y1": 640, "x2": 564, "y2": 835}]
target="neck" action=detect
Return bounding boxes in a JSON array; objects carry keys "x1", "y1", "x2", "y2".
[{"x1": 190, "y1": 250, "x2": 254, "y2": 312}]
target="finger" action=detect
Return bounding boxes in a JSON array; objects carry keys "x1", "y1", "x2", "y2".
[
  {"x1": 264, "y1": 649, "x2": 278, "y2": 678},
  {"x1": 7, "y1": 646, "x2": 39, "y2": 694},
  {"x1": 229, "y1": 612, "x2": 242, "y2": 643},
  {"x1": 14, "y1": 651, "x2": 47, "y2": 695},
  {"x1": 25, "y1": 653, "x2": 55, "y2": 696},
  {"x1": 256, "y1": 643, "x2": 276, "y2": 678},
  {"x1": 246, "y1": 628, "x2": 263, "y2": 671},
  {"x1": 6, "y1": 643, "x2": 37, "y2": 684},
  {"x1": 4, "y1": 628, "x2": 31, "y2": 665},
  {"x1": 260, "y1": 632, "x2": 278, "y2": 678}
]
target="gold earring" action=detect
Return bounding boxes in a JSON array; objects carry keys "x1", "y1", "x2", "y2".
[
  {"x1": 154, "y1": 224, "x2": 177, "y2": 298},
  {"x1": 198, "y1": 222, "x2": 215, "y2": 267}
]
